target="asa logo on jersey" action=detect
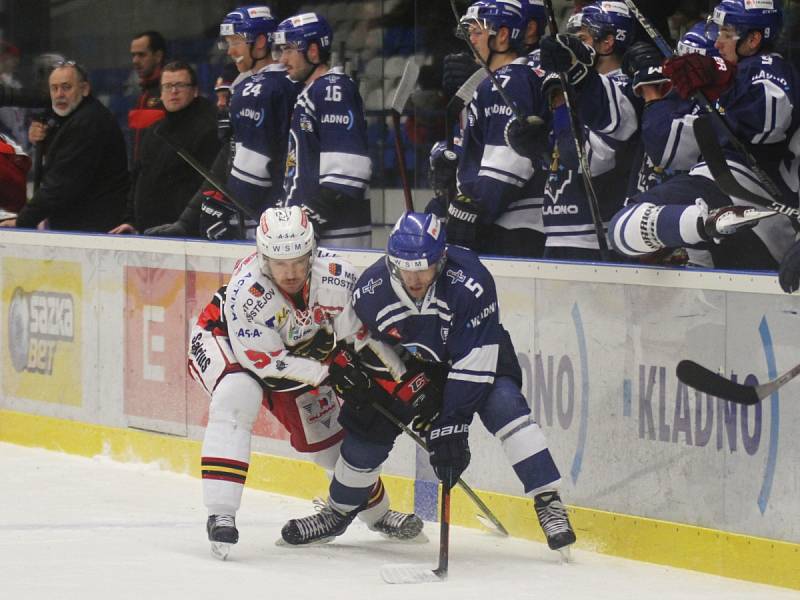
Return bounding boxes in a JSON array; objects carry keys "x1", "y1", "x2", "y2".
[
  {"x1": 7, "y1": 287, "x2": 75, "y2": 375},
  {"x1": 328, "y1": 263, "x2": 342, "y2": 276}
]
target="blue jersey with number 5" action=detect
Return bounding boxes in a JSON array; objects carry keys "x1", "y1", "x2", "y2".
[{"x1": 352, "y1": 246, "x2": 520, "y2": 425}]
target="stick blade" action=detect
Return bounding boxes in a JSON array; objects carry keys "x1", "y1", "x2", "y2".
[
  {"x1": 676, "y1": 360, "x2": 760, "y2": 405},
  {"x1": 389, "y1": 61, "x2": 420, "y2": 114},
  {"x1": 380, "y1": 564, "x2": 445, "y2": 584}
]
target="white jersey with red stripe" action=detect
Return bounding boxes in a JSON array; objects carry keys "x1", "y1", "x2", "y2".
[{"x1": 223, "y1": 249, "x2": 405, "y2": 391}]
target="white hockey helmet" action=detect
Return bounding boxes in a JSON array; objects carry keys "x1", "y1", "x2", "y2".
[{"x1": 256, "y1": 206, "x2": 316, "y2": 276}]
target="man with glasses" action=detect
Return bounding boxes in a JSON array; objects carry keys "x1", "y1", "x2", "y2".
[
  {"x1": 0, "y1": 61, "x2": 128, "y2": 232},
  {"x1": 273, "y1": 12, "x2": 373, "y2": 248},
  {"x1": 109, "y1": 61, "x2": 219, "y2": 235}
]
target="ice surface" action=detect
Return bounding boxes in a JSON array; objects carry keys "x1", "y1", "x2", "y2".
[{"x1": 2, "y1": 442, "x2": 797, "y2": 600}]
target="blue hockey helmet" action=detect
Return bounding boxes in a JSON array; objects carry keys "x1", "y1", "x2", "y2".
[
  {"x1": 219, "y1": 5, "x2": 278, "y2": 43},
  {"x1": 566, "y1": 3, "x2": 601, "y2": 34},
  {"x1": 583, "y1": 1, "x2": 635, "y2": 53},
  {"x1": 387, "y1": 212, "x2": 447, "y2": 283},
  {"x1": 273, "y1": 13, "x2": 334, "y2": 57},
  {"x1": 676, "y1": 21, "x2": 720, "y2": 56},
  {"x1": 711, "y1": 0, "x2": 783, "y2": 43},
  {"x1": 522, "y1": 0, "x2": 547, "y2": 34},
  {"x1": 458, "y1": 0, "x2": 527, "y2": 51}
]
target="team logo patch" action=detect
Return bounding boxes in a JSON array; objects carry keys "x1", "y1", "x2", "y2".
[
  {"x1": 249, "y1": 282, "x2": 265, "y2": 297},
  {"x1": 328, "y1": 263, "x2": 342, "y2": 276}
]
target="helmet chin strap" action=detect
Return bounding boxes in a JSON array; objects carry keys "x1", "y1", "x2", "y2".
[{"x1": 296, "y1": 52, "x2": 324, "y2": 84}]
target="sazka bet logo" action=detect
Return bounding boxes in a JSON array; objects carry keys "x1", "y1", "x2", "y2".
[{"x1": 8, "y1": 287, "x2": 75, "y2": 374}]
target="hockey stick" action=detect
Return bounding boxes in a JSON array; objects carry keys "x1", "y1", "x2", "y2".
[
  {"x1": 445, "y1": 68, "x2": 487, "y2": 152},
  {"x1": 389, "y1": 60, "x2": 421, "y2": 211},
  {"x1": 369, "y1": 401, "x2": 508, "y2": 537},
  {"x1": 448, "y1": 0, "x2": 608, "y2": 255},
  {"x1": 620, "y1": 0, "x2": 786, "y2": 205},
  {"x1": 541, "y1": 0, "x2": 609, "y2": 257},
  {"x1": 153, "y1": 129, "x2": 260, "y2": 222},
  {"x1": 381, "y1": 483, "x2": 450, "y2": 583},
  {"x1": 693, "y1": 116, "x2": 800, "y2": 222},
  {"x1": 676, "y1": 359, "x2": 800, "y2": 405}
]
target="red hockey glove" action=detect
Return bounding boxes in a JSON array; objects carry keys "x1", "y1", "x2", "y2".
[{"x1": 662, "y1": 54, "x2": 736, "y2": 101}]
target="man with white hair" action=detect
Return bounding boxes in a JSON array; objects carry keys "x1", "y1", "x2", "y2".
[{"x1": 0, "y1": 61, "x2": 128, "y2": 231}]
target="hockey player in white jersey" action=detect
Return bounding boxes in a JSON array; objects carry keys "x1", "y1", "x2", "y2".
[
  {"x1": 188, "y1": 206, "x2": 423, "y2": 559},
  {"x1": 281, "y1": 212, "x2": 576, "y2": 554},
  {"x1": 273, "y1": 13, "x2": 373, "y2": 248}
]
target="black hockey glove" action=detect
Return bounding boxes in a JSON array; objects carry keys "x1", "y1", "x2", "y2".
[
  {"x1": 779, "y1": 240, "x2": 800, "y2": 293},
  {"x1": 540, "y1": 72, "x2": 563, "y2": 105},
  {"x1": 429, "y1": 141, "x2": 461, "y2": 198},
  {"x1": 427, "y1": 422, "x2": 470, "y2": 490},
  {"x1": 504, "y1": 115, "x2": 549, "y2": 160},
  {"x1": 199, "y1": 190, "x2": 241, "y2": 240},
  {"x1": 291, "y1": 329, "x2": 336, "y2": 361},
  {"x1": 328, "y1": 347, "x2": 375, "y2": 410},
  {"x1": 302, "y1": 187, "x2": 349, "y2": 230},
  {"x1": 622, "y1": 42, "x2": 671, "y2": 98},
  {"x1": 446, "y1": 195, "x2": 481, "y2": 248},
  {"x1": 143, "y1": 221, "x2": 190, "y2": 238},
  {"x1": 540, "y1": 34, "x2": 596, "y2": 87},
  {"x1": 443, "y1": 52, "x2": 480, "y2": 98}
]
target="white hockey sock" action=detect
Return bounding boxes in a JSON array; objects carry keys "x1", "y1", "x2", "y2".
[{"x1": 201, "y1": 373, "x2": 262, "y2": 515}]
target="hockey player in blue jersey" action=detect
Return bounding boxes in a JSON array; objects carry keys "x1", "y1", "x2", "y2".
[
  {"x1": 619, "y1": 24, "x2": 719, "y2": 266},
  {"x1": 623, "y1": 24, "x2": 719, "y2": 198},
  {"x1": 280, "y1": 212, "x2": 576, "y2": 554},
  {"x1": 213, "y1": 5, "x2": 300, "y2": 239},
  {"x1": 609, "y1": 0, "x2": 799, "y2": 270},
  {"x1": 273, "y1": 13, "x2": 372, "y2": 248},
  {"x1": 445, "y1": 0, "x2": 549, "y2": 257},
  {"x1": 536, "y1": 1, "x2": 638, "y2": 260}
]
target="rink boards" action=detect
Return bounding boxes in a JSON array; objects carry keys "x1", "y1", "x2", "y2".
[{"x1": 0, "y1": 230, "x2": 798, "y2": 590}]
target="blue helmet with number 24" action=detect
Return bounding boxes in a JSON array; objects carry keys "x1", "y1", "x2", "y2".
[
  {"x1": 219, "y1": 5, "x2": 278, "y2": 43},
  {"x1": 387, "y1": 212, "x2": 447, "y2": 282}
]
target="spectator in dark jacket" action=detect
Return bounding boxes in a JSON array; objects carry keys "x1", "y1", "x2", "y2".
[
  {"x1": 110, "y1": 61, "x2": 220, "y2": 234},
  {"x1": 0, "y1": 61, "x2": 129, "y2": 232},
  {"x1": 129, "y1": 31, "x2": 167, "y2": 163}
]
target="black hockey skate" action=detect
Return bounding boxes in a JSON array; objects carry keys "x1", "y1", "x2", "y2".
[
  {"x1": 280, "y1": 503, "x2": 357, "y2": 546},
  {"x1": 534, "y1": 492, "x2": 576, "y2": 553},
  {"x1": 368, "y1": 510, "x2": 426, "y2": 541},
  {"x1": 207, "y1": 514, "x2": 238, "y2": 560}
]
